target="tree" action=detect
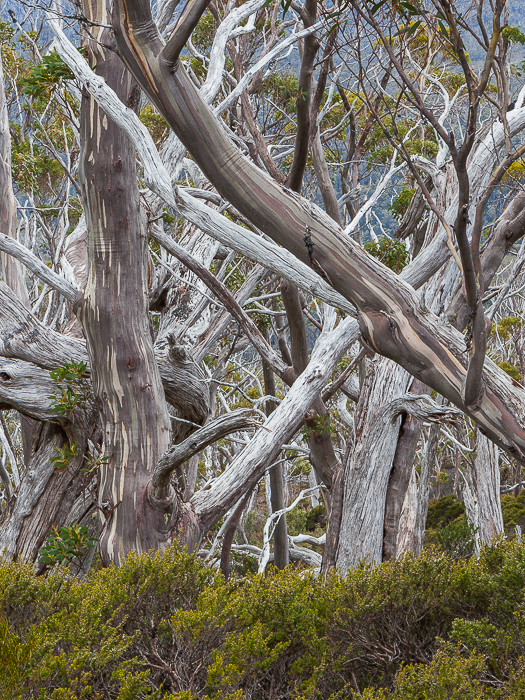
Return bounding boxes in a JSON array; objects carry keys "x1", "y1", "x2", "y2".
[{"x1": 0, "y1": 0, "x2": 524, "y2": 572}]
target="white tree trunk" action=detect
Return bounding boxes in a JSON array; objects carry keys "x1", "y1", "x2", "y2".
[
  {"x1": 336, "y1": 360, "x2": 411, "y2": 571},
  {"x1": 465, "y1": 432, "x2": 504, "y2": 547},
  {"x1": 395, "y1": 468, "x2": 418, "y2": 557}
]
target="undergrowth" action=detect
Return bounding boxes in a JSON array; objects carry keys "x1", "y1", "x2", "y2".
[{"x1": 3, "y1": 541, "x2": 525, "y2": 698}]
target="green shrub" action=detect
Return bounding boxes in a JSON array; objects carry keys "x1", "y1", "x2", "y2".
[
  {"x1": 4, "y1": 542, "x2": 525, "y2": 698},
  {"x1": 501, "y1": 491, "x2": 525, "y2": 534}
]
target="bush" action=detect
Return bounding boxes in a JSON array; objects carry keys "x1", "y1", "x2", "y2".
[{"x1": 3, "y1": 541, "x2": 525, "y2": 698}]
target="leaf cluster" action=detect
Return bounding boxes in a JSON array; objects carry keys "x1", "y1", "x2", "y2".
[
  {"x1": 364, "y1": 235, "x2": 409, "y2": 273},
  {"x1": 49, "y1": 360, "x2": 90, "y2": 417},
  {"x1": 21, "y1": 49, "x2": 76, "y2": 98},
  {"x1": 38, "y1": 522, "x2": 96, "y2": 568}
]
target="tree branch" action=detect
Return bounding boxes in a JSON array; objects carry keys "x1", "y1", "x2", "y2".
[
  {"x1": 151, "y1": 408, "x2": 259, "y2": 500},
  {"x1": 0, "y1": 232, "x2": 79, "y2": 304},
  {"x1": 162, "y1": 0, "x2": 213, "y2": 65},
  {"x1": 191, "y1": 317, "x2": 358, "y2": 529},
  {"x1": 150, "y1": 227, "x2": 297, "y2": 385}
]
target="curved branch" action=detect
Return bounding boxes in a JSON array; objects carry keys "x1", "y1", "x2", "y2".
[
  {"x1": 191, "y1": 318, "x2": 358, "y2": 529},
  {"x1": 0, "y1": 232, "x2": 79, "y2": 303},
  {"x1": 151, "y1": 408, "x2": 259, "y2": 499},
  {"x1": 49, "y1": 8, "x2": 525, "y2": 464},
  {"x1": 162, "y1": 0, "x2": 213, "y2": 64},
  {"x1": 150, "y1": 227, "x2": 296, "y2": 385},
  {"x1": 0, "y1": 282, "x2": 209, "y2": 425}
]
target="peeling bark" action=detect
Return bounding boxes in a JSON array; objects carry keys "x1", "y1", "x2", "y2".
[
  {"x1": 75, "y1": 15, "x2": 171, "y2": 564},
  {"x1": 336, "y1": 360, "x2": 410, "y2": 570},
  {"x1": 468, "y1": 432, "x2": 504, "y2": 546},
  {"x1": 99, "y1": 1, "x2": 525, "y2": 462}
]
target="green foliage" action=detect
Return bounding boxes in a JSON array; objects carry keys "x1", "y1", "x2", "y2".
[
  {"x1": 11, "y1": 136, "x2": 63, "y2": 195},
  {"x1": 82, "y1": 453, "x2": 110, "y2": 475},
  {"x1": 192, "y1": 12, "x2": 215, "y2": 52},
  {"x1": 6, "y1": 542, "x2": 525, "y2": 697},
  {"x1": 364, "y1": 235, "x2": 409, "y2": 273},
  {"x1": 491, "y1": 315, "x2": 522, "y2": 340},
  {"x1": 433, "y1": 516, "x2": 478, "y2": 559},
  {"x1": 38, "y1": 522, "x2": 96, "y2": 568},
  {"x1": 372, "y1": 648, "x2": 492, "y2": 699},
  {"x1": 50, "y1": 442, "x2": 78, "y2": 472},
  {"x1": 501, "y1": 492, "x2": 525, "y2": 535},
  {"x1": 503, "y1": 26, "x2": 525, "y2": 46},
  {"x1": 139, "y1": 105, "x2": 169, "y2": 145},
  {"x1": 388, "y1": 187, "x2": 414, "y2": 219},
  {"x1": 426, "y1": 494, "x2": 465, "y2": 530},
  {"x1": 305, "y1": 504, "x2": 327, "y2": 532},
  {"x1": 256, "y1": 73, "x2": 299, "y2": 114},
  {"x1": 301, "y1": 413, "x2": 331, "y2": 439},
  {"x1": 286, "y1": 504, "x2": 309, "y2": 536},
  {"x1": 425, "y1": 496, "x2": 477, "y2": 559},
  {"x1": 49, "y1": 361, "x2": 90, "y2": 416},
  {"x1": 0, "y1": 20, "x2": 15, "y2": 46},
  {"x1": 498, "y1": 361, "x2": 521, "y2": 382},
  {"x1": 21, "y1": 50, "x2": 76, "y2": 98}
]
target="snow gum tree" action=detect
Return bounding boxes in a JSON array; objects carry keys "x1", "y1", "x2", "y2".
[{"x1": 0, "y1": 0, "x2": 524, "y2": 572}]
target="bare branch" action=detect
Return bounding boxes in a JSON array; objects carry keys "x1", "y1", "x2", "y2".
[
  {"x1": 151, "y1": 408, "x2": 260, "y2": 500},
  {"x1": 0, "y1": 232, "x2": 79, "y2": 304}
]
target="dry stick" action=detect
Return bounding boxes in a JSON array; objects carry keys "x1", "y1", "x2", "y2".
[
  {"x1": 0, "y1": 232, "x2": 78, "y2": 303},
  {"x1": 322, "y1": 347, "x2": 366, "y2": 404}
]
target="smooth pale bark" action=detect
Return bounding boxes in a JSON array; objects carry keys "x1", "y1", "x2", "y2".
[
  {"x1": 75, "y1": 15, "x2": 171, "y2": 565},
  {"x1": 311, "y1": 129, "x2": 343, "y2": 227},
  {"x1": 191, "y1": 318, "x2": 358, "y2": 530},
  {"x1": 383, "y1": 379, "x2": 431, "y2": 561},
  {"x1": 466, "y1": 432, "x2": 504, "y2": 546},
  {"x1": 336, "y1": 360, "x2": 411, "y2": 570},
  {"x1": 67, "y1": 4, "x2": 525, "y2": 461}
]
